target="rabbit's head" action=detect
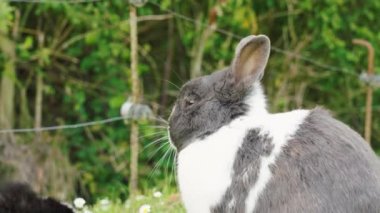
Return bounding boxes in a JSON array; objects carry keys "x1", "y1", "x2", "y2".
[{"x1": 169, "y1": 35, "x2": 271, "y2": 151}]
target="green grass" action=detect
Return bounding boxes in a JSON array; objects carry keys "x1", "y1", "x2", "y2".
[{"x1": 75, "y1": 189, "x2": 185, "y2": 213}]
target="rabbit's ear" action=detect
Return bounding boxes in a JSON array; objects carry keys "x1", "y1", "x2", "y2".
[{"x1": 231, "y1": 35, "x2": 270, "y2": 90}]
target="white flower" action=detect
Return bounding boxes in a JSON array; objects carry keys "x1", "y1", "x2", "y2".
[
  {"x1": 138, "y1": 204, "x2": 151, "y2": 213},
  {"x1": 153, "y1": 191, "x2": 162, "y2": 198},
  {"x1": 73, "y1": 197, "x2": 86, "y2": 209}
]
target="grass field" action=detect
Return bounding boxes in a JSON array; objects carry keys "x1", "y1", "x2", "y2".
[{"x1": 74, "y1": 189, "x2": 185, "y2": 213}]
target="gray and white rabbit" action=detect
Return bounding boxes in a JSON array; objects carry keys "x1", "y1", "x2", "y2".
[{"x1": 168, "y1": 35, "x2": 380, "y2": 213}]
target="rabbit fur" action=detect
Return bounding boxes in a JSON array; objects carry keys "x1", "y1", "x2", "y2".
[{"x1": 168, "y1": 35, "x2": 380, "y2": 213}]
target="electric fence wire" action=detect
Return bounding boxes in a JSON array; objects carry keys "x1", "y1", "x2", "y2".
[
  {"x1": 4, "y1": 0, "x2": 101, "y2": 3},
  {"x1": 0, "y1": 116, "x2": 127, "y2": 133}
]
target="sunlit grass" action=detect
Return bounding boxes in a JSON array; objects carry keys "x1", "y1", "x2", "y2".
[{"x1": 75, "y1": 188, "x2": 185, "y2": 213}]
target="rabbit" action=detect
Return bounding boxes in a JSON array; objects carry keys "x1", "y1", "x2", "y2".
[
  {"x1": 0, "y1": 182, "x2": 74, "y2": 213},
  {"x1": 168, "y1": 35, "x2": 380, "y2": 213}
]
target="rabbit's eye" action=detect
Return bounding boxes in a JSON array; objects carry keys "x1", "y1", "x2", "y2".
[
  {"x1": 184, "y1": 97, "x2": 196, "y2": 107},
  {"x1": 183, "y1": 92, "x2": 199, "y2": 108},
  {"x1": 185, "y1": 99, "x2": 195, "y2": 106}
]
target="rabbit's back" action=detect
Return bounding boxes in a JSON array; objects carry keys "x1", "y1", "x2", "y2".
[
  {"x1": 246, "y1": 108, "x2": 380, "y2": 213},
  {"x1": 255, "y1": 108, "x2": 380, "y2": 213}
]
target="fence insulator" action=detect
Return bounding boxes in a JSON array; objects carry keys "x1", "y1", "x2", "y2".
[
  {"x1": 120, "y1": 99, "x2": 154, "y2": 122},
  {"x1": 360, "y1": 72, "x2": 380, "y2": 88}
]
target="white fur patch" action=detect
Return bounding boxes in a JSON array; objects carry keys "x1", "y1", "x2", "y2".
[
  {"x1": 244, "y1": 109, "x2": 309, "y2": 213},
  {"x1": 178, "y1": 116, "x2": 252, "y2": 212},
  {"x1": 176, "y1": 84, "x2": 309, "y2": 213}
]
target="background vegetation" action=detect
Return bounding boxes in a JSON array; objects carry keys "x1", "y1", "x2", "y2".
[{"x1": 0, "y1": 0, "x2": 379, "y2": 209}]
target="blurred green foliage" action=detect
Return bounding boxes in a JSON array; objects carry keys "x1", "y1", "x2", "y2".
[{"x1": 0, "y1": 0, "x2": 379, "y2": 201}]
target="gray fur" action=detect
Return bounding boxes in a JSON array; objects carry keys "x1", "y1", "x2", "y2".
[
  {"x1": 212, "y1": 108, "x2": 380, "y2": 213},
  {"x1": 212, "y1": 129, "x2": 273, "y2": 213},
  {"x1": 169, "y1": 35, "x2": 380, "y2": 213},
  {"x1": 169, "y1": 35, "x2": 270, "y2": 151},
  {"x1": 253, "y1": 108, "x2": 380, "y2": 213},
  {"x1": 168, "y1": 68, "x2": 249, "y2": 151}
]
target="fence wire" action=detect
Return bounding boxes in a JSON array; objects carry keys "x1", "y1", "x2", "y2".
[
  {"x1": 5, "y1": 0, "x2": 101, "y2": 3},
  {"x1": 0, "y1": 116, "x2": 127, "y2": 134}
]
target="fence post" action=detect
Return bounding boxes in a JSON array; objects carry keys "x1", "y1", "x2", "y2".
[
  {"x1": 128, "y1": 1, "x2": 141, "y2": 196},
  {"x1": 352, "y1": 39, "x2": 375, "y2": 145}
]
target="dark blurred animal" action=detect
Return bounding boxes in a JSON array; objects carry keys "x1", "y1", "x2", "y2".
[{"x1": 0, "y1": 182, "x2": 73, "y2": 213}]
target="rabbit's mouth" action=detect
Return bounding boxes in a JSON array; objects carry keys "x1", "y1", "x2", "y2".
[
  {"x1": 167, "y1": 124, "x2": 187, "y2": 151},
  {"x1": 167, "y1": 127, "x2": 177, "y2": 151},
  {"x1": 168, "y1": 104, "x2": 185, "y2": 151},
  {"x1": 167, "y1": 104, "x2": 177, "y2": 149},
  {"x1": 167, "y1": 120, "x2": 194, "y2": 152}
]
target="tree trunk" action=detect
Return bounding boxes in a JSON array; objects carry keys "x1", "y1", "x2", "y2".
[
  {"x1": 34, "y1": 70, "x2": 44, "y2": 193},
  {"x1": 34, "y1": 74, "x2": 43, "y2": 132},
  {"x1": 34, "y1": 32, "x2": 45, "y2": 141},
  {"x1": 190, "y1": 24, "x2": 215, "y2": 79},
  {"x1": 190, "y1": 5, "x2": 220, "y2": 79},
  {"x1": 159, "y1": 17, "x2": 174, "y2": 116},
  {"x1": 19, "y1": 87, "x2": 33, "y2": 128},
  {"x1": 0, "y1": 37, "x2": 16, "y2": 143}
]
